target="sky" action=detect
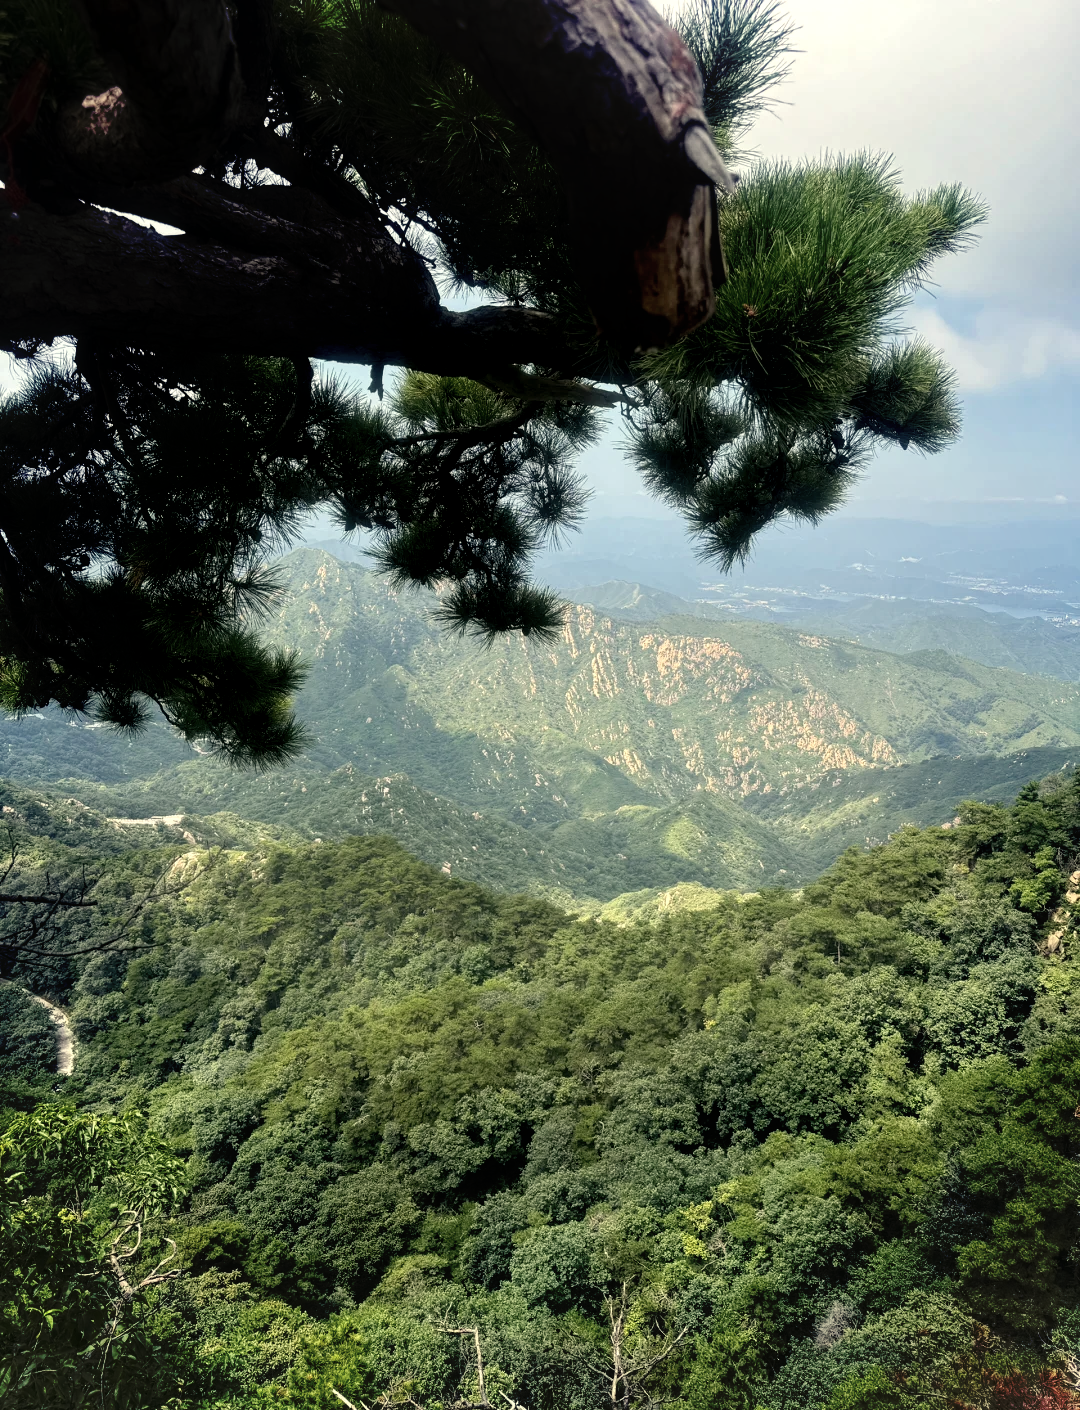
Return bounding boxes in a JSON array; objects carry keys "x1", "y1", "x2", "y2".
[
  {"x1": 4, "y1": 0, "x2": 1076, "y2": 526},
  {"x1": 582, "y1": 0, "x2": 1080, "y2": 521}
]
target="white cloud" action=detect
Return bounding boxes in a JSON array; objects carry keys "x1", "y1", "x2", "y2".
[
  {"x1": 681, "y1": 0, "x2": 1080, "y2": 399},
  {"x1": 910, "y1": 307, "x2": 1080, "y2": 391},
  {"x1": 671, "y1": 0, "x2": 1080, "y2": 318}
]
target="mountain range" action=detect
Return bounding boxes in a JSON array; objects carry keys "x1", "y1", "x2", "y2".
[
  {"x1": 569, "y1": 579, "x2": 1080, "y2": 684},
  {"x1": 534, "y1": 514, "x2": 1080, "y2": 617},
  {"x1": 5, "y1": 547, "x2": 1080, "y2": 901}
]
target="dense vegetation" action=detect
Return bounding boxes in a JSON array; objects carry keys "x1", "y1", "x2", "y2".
[{"x1": 5, "y1": 767, "x2": 1080, "y2": 1407}]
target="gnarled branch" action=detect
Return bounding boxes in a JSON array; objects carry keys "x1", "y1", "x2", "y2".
[
  {"x1": 0, "y1": 199, "x2": 574, "y2": 373},
  {"x1": 382, "y1": 0, "x2": 733, "y2": 351},
  {"x1": 2, "y1": 0, "x2": 728, "y2": 376}
]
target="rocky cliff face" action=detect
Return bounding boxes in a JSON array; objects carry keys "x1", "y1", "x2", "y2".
[{"x1": 270, "y1": 551, "x2": 1080, "y2": 821}]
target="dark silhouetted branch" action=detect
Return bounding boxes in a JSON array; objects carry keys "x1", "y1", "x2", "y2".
[
  {"x1": 382, "y1": 0, "x2": 733, "y2": 351},
  {"x1": 58, "y1": 0, "x2": 242, "y2": 183}
]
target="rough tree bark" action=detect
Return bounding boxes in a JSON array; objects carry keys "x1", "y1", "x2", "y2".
[
  {"x1": 56, "y1": 0, "x2": 242, "y2": 181},
  {"x1": 1, "y1": 186, "x2": 572, "y2": 373},
  {"x1": 382, "y1": 0, "x2": 734, "y2": 352},
  {"x1": 1, "y1": 0, "x2": 729, "y2": 374}
]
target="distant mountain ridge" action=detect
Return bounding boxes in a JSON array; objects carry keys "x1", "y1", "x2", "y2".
[
  {"x1": 567, "y1": 579, "x2": 1080, "y2": 684},
  {"x1": 3, "y1": 548, "x2": 1080, "y2": 898},
  {"x1": 264, "y1": 553, "x2": 1080, "y2": 798},
  {"x1": 535, "y1": 514, "x2": 1080, "y2": 613}
]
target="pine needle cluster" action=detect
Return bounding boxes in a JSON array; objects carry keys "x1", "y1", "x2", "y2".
[
  {"x1": 0, "y1": 352, "x2": 597, "y2": 752},
  {"x1": 628, "y1": 156, "x2": 984, "y2": 567},
  {"x1": 0, "y1": 352, "x2": 321, "y2": 765},
  {"x1": 331, "y1": 372, "x2": 597, "y2": 641}
]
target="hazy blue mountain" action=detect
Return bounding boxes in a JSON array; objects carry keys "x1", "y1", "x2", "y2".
[
  {"x1": 567, "y1": 580, "x2": 1080, "y2": 682},
  {"x1": 536, "y1": 514, "x2": 1080, "y2": 608}
]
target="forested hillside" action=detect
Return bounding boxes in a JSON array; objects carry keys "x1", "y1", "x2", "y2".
[
  {"x1": 248, "y1": 553, "x2": 1080, "y2": 791},
  {"x1": 3, "y1": 550, "x2": 1080, "y2": 897},
  {"x1": 5, "y1": 769, "x2": 1080, "y2": 1407}
]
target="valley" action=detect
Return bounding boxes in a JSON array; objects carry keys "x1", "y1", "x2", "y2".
[
  {"x1": 6, "y1": 540, "x2": 1080, "y2": 1410},
  {"x1": 5, "y1": 756, "x2": 1080, "y2": 1409},
  {"x1": 3, "y1": 547, "x2": 1080, "y2": 899}
]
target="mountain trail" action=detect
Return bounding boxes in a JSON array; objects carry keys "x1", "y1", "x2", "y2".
[{"x1": 0, "y1": 979, "x2": 75, "y2": 1075}]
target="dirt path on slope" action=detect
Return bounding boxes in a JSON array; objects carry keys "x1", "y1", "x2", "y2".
[{"x1": 0, "y1": 980, "x2": 75, "y2": 1075}]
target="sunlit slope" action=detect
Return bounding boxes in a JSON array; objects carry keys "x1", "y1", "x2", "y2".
[
  {"x1": 50, "y1": 739, "x2": 1077, "y2": 901},
  {"x1": 267, "y1": 551, "x2": 1080, "y2": 814},
  {"x1": 50, "y1": 761, "x2": 797, "y2": 899},
  {"x1": 5, "y1": 549, "x2": 1080, "y2": 899}
]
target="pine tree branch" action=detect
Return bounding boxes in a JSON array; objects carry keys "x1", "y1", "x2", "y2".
[
  {"x1": 0, "y1": 2, "x2": 741, "y2": 383},
  {"x1": 383, "y1": 0, "x2": 734, "y2": 351},
  {"x1": 237, "y1": 128, "x2": 386, "y2": 229},
  {"x1": 475, "y1": 370, "x2": 630, "y2": 407},
  {"x1": 83, "y1": 171, "x2": 381, "y2": 272},
  {"x1": 388, "y1": 405, "x2": 539, "y2": 451},
  {"x1": 0, "y1": 199, "x2": 576, "y2": 374},
  {"x1": 1, "y1": 1, "x2": 734, "y2": 377}
]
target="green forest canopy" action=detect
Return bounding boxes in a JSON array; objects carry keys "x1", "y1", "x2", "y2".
[{"x1": 5, "y1": 767, "x2": 1080, "y2": 1407}]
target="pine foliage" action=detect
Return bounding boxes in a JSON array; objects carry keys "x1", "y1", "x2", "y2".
[
  {"x1": 292, "y1": 0, "x2": 574, "y2": 311},
  {"x1": 0, "y1": 353, "x2": 597, "y2": 750},
  {"x1": 0, "y1": 0, "x2": 986, "y2": 759},
  {"x1": 678, "y1": 0, "x2": 798, "y2": 141},
  {"x1": 352, "y1": 374, "x2": 596, "y2": 641},
  {"x1": 0, "y1": 352, "x2": 321, "y2": 765},
  {"x1": 627, "y1": 156, "x2": 984, "y2": 566}
]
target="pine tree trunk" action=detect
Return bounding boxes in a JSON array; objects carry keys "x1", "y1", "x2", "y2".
[
  {"x1": 383, "y1": 0, "x2": 733, "y2": 350},
  {"x1": 0, "y1": 0, "x2": 728, "y2": 369}
]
